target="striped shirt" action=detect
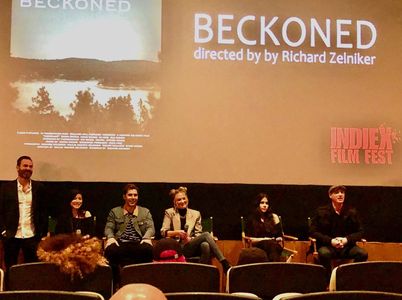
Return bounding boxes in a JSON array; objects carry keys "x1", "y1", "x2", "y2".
[{"x1": 119, "y1": 210, "x2": 141, "y2": 242}]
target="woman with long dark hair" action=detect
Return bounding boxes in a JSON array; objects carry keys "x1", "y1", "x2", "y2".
[
  {"x1": 245, "y1": 193, "x2": 283, "y2": 261},
  {"x1": 56, "y1": 189, "x2": 94, "y2": 236}
]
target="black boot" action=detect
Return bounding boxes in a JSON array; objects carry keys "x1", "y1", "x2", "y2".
[{"x1": 221, "y1": 259, "x2": 232, "y2": 274}]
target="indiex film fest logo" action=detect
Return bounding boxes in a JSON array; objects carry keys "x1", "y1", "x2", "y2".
[{"x1": 330, "y1": 126, "x2": 401, "y2": 164}]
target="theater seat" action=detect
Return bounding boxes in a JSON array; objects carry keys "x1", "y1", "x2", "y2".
[
  {"x1": 329, "y1": 261, "x2": 402, "y2": 293},
  {"x1": 120, "y1": 262, "x2": 220, "y2": 293},
  {"x1": 165, "y1": 292, "x2": 261, "y2": 300},
  {"x1": 0, "y1": 290, "x2": 104, "y2": 300},
  {"x1": 277, "y1": 291, "x2": 402, "y2": 300},
  {"x1": 227, "y1": 262, "x2": 327, "y2": 300},
  {"x1": 8, "y1": 262, "x2": 112, "y2": 300}
]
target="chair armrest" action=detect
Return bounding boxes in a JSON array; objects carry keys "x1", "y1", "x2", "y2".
[
  {"x1": 248, "y1": 237, "x2": 275, "y2": 243},
  {"x1": 283, "y1": 247, "x2": 298, "y2": 255},
  {"x1": 283, "y1": 234, "x2": 298, "y2": 241}
]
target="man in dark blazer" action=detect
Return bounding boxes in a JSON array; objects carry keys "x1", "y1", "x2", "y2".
[
  {"x1": 0, "y1": 155, "x2": 48, "y2": 271},
  {"x1": 310, "y1": 185, "x2": 368, "y2": 278}
]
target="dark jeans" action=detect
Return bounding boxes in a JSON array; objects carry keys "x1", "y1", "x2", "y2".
[
  {"x1": 104, "y1": 240, "x2": 153, "y2": 267},
  {"x1": 104, "y1": 240, "x2": 153, "y2": 289},
  {"x1": 183, "y1": 232, "x2": 225, "y2": 264},
  {"x1": 256, "y1": 239, "x2": 283, "y2": 262},
  {"x1": 3, "y1": 236, "x2": 39, "y2": 271},
  {"x1": 318, "y1": 244, "x2": 368, "y2": 279},
  {"x1": 3, "y1": 236, "x2": 39, "y2": 290}
]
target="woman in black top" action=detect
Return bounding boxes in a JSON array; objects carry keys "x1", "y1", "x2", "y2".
[
  {"x1": 56, "y1": 189, "x2": 94, "y2": 236},
  {"x1": 245, "y1": 193, "x2": 283, "y2": 261}
]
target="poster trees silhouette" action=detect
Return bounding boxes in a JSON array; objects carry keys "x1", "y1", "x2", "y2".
[{"x1": 23, "y1": 86, "x2": 154, "y2": 133}]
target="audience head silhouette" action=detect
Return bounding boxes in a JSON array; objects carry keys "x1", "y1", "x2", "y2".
[{"x1": 111, "y1": 284, "x2": 167, "y2": 300}]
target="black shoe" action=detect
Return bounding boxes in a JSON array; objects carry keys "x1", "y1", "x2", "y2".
[{"x1": 221, "y1": 259, "x2": 232, "y2": 274}]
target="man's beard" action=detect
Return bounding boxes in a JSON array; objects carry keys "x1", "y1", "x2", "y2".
[{"x1": 18, "y1": 169, "x2": 32, "y2": 179}]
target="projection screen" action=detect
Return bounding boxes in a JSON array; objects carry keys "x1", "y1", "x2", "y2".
[{"x1": 0, "y1": 0, "x2": 401, "y2": 186}]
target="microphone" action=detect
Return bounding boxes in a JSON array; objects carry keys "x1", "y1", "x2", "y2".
[{"x1": 183, "y1": 224, "x2": 189, "y2": 242}]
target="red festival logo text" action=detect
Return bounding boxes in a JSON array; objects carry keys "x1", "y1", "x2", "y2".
[{"x1": 330, "y1": 125, "x2": 400, "y2": 164}]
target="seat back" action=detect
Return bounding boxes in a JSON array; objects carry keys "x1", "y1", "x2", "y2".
[
  {"x1": 278, "y1": 291, "x2": 402, "y2": 300},
  {"x1": 227, "y1": 262, "x2": 327, "y2": 300},
  {"x1": 165, "y1": 292, "x2": 262, "y2": 300},
  {"x1": 8, "y1": 262, "x2": 113, "y2": 300},
  {"x1": 330, "y1": 261, "x2": 402, "y2": 293},
  {"x1": 120, "y1": 262, "x2": 220, "y2": 293},
  {"x1": 0, "y1": 290, "x2": 104, "y2": 300}
]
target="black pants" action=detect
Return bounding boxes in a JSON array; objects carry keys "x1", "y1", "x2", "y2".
[
  {"x1": 104, "y1": 240, "x2": 153, "y2": 288},
  {"x1": 256, "y1": 239, "x2": 283, "y2": 262},
  {"x1": 3, "y1": 236, "x2": 39, "y2": 290},
  {"x1": 104, "y1": 240, "x2": 153, "y2": 266},
  {"x1": 3, "y1": 236, "x2": 39, "y2": 271},
  {"x1": 318, "y1": 245, "x2": 368, "y2": 280}
]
